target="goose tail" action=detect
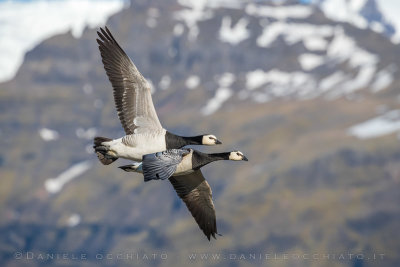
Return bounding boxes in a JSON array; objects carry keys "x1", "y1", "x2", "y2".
[{"x1": 93, "y1": 136, "x2": 118, "y2": 165}]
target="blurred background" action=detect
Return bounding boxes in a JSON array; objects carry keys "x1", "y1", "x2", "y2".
[{"x1": 1, "y1": 0, "x2": 400, "y2": 266}]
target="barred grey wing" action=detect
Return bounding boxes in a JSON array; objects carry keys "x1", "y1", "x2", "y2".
[{"x1": 142, "y1": 149, "x2": 189, "y2": 182}]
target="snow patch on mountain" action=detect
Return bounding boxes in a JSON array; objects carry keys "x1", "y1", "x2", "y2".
[
  {"x1": 174, "y1": 0, "x2": 214, "y2": 41},
  {"x1": 298, "y1": 53, "x2": 325, "y2": 70},
  {"x1": 315, "y1": 0, "x2": 400, "y2": 44},
  {"x1": 159, "y1": 75, "x2": 172, "y2": 90},
  {"x1": 257, "y1": 22, "x2": 333, "y2": 48},
  {"x1": 219, "y1": 16, "x2": 250, "y2": 45},
  {"x1": 348, "y1": 110, "x2": 400, "y2": 139},
  {"x1": 67, "y1": 214, "x2": 81, "y2": 227},
  {"x1": 45, "y1": 160, "x2": 92, "y2": 194},
  {"x1": 371, "y1": 64, "x2": 397, "y2": 92},
  {"x1": 369, "y1": 21, "x2": 384, "y2": 33},
  {"x1": 173, "y1": 23, "x2": 185, "y2": 36},
  {"x1": 321, "y1": 26, "x2": 381, "y2": 98},
  {"x1": 201, "y1": 73, "x2": 235, "y2": 115},
  {"x1": 201, "y1": 88, "x2": 233, "y2": 115},
  {"x1": 174, "y1": 0, "x2": 248, "y2": 41},
  {"x1": 328, "y1": 64, "x2": 376, "y2": 98},
  {"x1": 318, "y1": 71, "x2": 348, "y2": 92},
  {"x1": 303, "y1": 37, "x2": 328, "y2": 51},
  {"x1": 0, "y1": 0, "x2": 127, "y2": 83},
  {"x1": 39, "y1": 128, "x2": 59, "y2": 141},
  {"x1": 245, "y1": 4, "x2": 313, "y2": 20},
  {"x1": 375, "y1": 0, "x2": 400, "y2": 43},
  {"x1": 327, "y1": 27, "x2": 379, "y2": 67},
  {"x1": 246, "y1": 69, "x2": 316, "y2": 98},
  {"x1": 246, "y1": 69, "x2": 272, "y2": 91},
  {"x1": 185, "y1": 75, "x2": 200, "y2": 89},
  {"x1": 217, "y1": 72, "x2": 235, "y2": 88},
  {"x1": 318, "y1": 0, "x2": 368, "y2": 29}
]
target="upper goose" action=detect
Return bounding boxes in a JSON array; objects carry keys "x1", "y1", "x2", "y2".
[
  {"x1": 93, "y1": 27, "x2": 222, "y2": 165},
  {"x1": 119, "y1": 148, "x2": 248, "y2": 240}
]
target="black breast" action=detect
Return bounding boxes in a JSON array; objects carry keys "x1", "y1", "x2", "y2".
[
  {"x1": 165, "y1": 131, "x2": 203, "y2": 149},
  {"x1": 191, "y1": 150, "x2": 213, "y2": 170},
  {"x1": 165, "y1": 131, "x2": 186, "y2": 149}
]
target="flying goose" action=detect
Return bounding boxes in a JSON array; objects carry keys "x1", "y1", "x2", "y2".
[
  {"x1": 93, "y1": 27, "x2": 222, "y2": 165},
  {"x1": 119, "y1": 149, "x2": 248, "y2": 240}
]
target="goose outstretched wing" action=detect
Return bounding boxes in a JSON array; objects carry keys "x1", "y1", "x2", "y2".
[
  {"x1": 169, "y1": 170, "x2": 218, "y2": 240},
  {"x1": 97, "y1": 26, "x2": 162, "y2": 134}
]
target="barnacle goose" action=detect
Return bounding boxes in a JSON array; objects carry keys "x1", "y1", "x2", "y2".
[{"x1": 119, "y1": 148, "x2": 248, "y2": 240}]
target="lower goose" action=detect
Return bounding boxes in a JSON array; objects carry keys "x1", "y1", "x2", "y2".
[{"x1": 119, "y1": 149, "x2": 248, "y2": 240}]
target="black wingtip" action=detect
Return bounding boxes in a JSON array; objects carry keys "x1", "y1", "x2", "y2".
[
  {"x1": 207, "y1": 232, "x2": 220, "y2": 241},
  {"x1": 100, "y1": 27, "x2": 107, "y2": 36},
  {"x1": 105, "y1": 26, "x2": 112, "y2": 36},
  {"x1": 97, "y1": 30, "x2": 105, "y2": 42}
]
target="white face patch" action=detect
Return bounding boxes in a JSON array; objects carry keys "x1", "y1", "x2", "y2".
[
  {"x1": 229, "y1": 151, "x2": 245, "y2": 161},
  {"x1": 202, "y1": 134, "x2": 219, "y2": 145}
]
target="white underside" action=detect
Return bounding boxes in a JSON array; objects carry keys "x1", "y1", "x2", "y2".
[{"x1": 103, "y1": 131, "x2": 167, "y2": 161}]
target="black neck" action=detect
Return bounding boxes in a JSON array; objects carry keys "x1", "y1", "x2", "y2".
[
  {"x1": 192, "y1": 151, "x2": 230, "y2": 170},
  {"x1": 165, "y1": 131, "x2": 203, "y2": 149}
]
